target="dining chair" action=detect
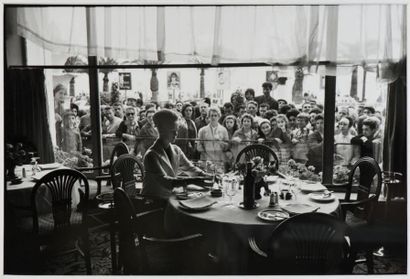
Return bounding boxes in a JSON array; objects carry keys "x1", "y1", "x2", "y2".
[
  {"x1": 25, "y1": 169, "x2": 92, "y2": 274},
  {"x1": 248, "y1": 213, "x2": 351, "y2": 275},
  {"x1": 234, "y1": 144, "x2": 279, "y2": 171},
  {"x1": 76, "y1": 142, "x2": 130, "y2": 197},
  {"x1": 113, "y1": 187, "x2": 207, "y2": 275},
  {"x1": 110, "y1": 154, "x2": 144, "y2": 197},
  {"x1": 339, "y1": 156, "x2": 383, "y2": 274}
]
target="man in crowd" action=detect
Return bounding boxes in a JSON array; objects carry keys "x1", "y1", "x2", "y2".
[
  {"x1": 102, "y1": 106, "x2": 122, "y2": 138},
  {"x1": 258, "y1": 103, "x2": 270, "y2": 119},
  {"x1": 135, "y1": 108, "x2": 158, "y2": 159},
  {"x1": 246, "y1": 101, "x2": 263, "y2": 127},
  {"x1": 113, "y1": 102, "x2": 124, "y2": 119},
  {"x1": 219, "y1": 102, "x2": 234, "y2": 124},
  {"x1": 351, "y1": 116, "x2": 382, "y2": 163},
  {"x1": 254, "y1": 82, "x2": 279, "y2": 110},
  {"x1": 195, "y1": 101, "x2": 210, "y2": 131}
]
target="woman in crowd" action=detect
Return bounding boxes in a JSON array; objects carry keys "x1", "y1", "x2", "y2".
[
  {"x1": 290, "y1": 113, "x2": 310, "y2": 163},
  {"x1": 222, "y1": 114, "x2": 239, "y2": 140},
  {"x1": 270, "y1": 115, "x2": 292, "y2": 165},
  {"x1": 116, "y1": 106, "x2": 140, "y2": 143},
  {"x1": 61, "y1": 111, "x2": 83, "y2": 155},
  {"x1": 334, "y1": 116, "x2": 354, "y2": 166},
  {"x1": 175, "y1": 103, "x2": 197, "y2": 159},
  {"x1": 197, "y1": 106, "x2": 230, "y2": 168},
  {"x1": 231, "y1": 113, "x2": 258, "y2": 161}
]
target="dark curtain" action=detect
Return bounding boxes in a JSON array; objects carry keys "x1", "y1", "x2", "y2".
[
  {"x1": 5, "y1": 69, "x2": 54, "y2": 163},
  {"x1": 383, "y1": 58, "x2": 406, "y2": 182}
]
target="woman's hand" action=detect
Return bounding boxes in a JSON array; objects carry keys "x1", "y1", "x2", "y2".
[
  {"x1": 232, "y1": 137, "x2": 241, "y2": 143},
  {"x1": 257, "y1": 138, "x2": 264, "y2": 143},
  {"x1": 274, "y1": 138, "x2": 283, "y2": 144},
  {"x1": 291, "y1": 138, "x2": 299, "y2": 144}
]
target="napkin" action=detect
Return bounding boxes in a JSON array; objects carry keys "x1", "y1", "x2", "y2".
[{"x1": 179, "y1": 196, "x2": 217, "y2": 209}]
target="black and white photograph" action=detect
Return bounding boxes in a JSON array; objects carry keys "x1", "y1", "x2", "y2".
[{"x1": 3, "y1": 1, "x2": 408, "y2": 276}]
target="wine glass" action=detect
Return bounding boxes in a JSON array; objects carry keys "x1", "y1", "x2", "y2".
[
  {"x1": 31, "y1": 157, "x2": 41, "y2": 176},
  {"x1": 225, "y1": 178, "x2": 238, "y2": 207}
]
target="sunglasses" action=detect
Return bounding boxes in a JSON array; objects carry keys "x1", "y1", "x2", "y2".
[{"x1": 126, "y1": 113, "x2": 135, "y2": 116}]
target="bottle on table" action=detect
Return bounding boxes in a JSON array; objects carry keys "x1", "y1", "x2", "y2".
[{"x1": 243, "y1": 162, "x2": 255, "y2": 209}]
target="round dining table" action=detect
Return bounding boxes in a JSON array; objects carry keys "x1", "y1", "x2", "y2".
[{"x1": 164, "y1": 179, "x2": 341, "y2": 274}]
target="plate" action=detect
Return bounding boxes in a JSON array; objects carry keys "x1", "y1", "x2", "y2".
[
  {"x1": 281, "y1": 203, "x2": 319, "y2": 215},
  {"x1": 264, "y1": 176, "x2": 278, "y2": 183},
  {"x1": 257, "y1": 209, "x2": 289, "y2": 222},
  {"x1": 186, "y1": 184, "x2": 210, "y2": 191},
  {"x1": 308, "y1": 192, "x2": 335, "y2": 202},
  {"x1": 176, "y1": 192, "x2": 204, "y2": 200},
  {"x1": 38, "y1": 163, "x2": 61, "y2": 170},
  {"x1": 299, "y1": 183, "x2": 327, "y2": 193},
  {"x1": 179, "y1": 196, "x2": 217, "y2": 210},
  {"x1": 96, "y1": 192, "x2": 114, "y2": 202},
  {"x1": 178, "y1": 203, "x2": 212, "y2": 212}
]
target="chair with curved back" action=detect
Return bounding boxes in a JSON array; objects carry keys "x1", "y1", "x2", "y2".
[
  {"x1": 29, "y1": 168, "x2": 92, "y2": 274},
  {"x1": 249, "y1": 212, "x2": 350, "y2": 275},
  {"x1": 234, "y1": 144, "x2": 279, "y2": 171},
  {"x1": 76, "y1": 142, "x2": 130, "y2": 197},
  {"x1": 110, "y1": 154, "x2": 144, "y2": 197},
  {"x1": 339, "y1": 156, "x2": 382, "y2": 273},
  {"x1": 114, "y1": 187, "x2": 205, "y2": 275}
]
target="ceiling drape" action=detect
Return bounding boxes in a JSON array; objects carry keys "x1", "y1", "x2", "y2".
[{"x1": 14, "y1": 5, "x2": 406, "y2": 67}]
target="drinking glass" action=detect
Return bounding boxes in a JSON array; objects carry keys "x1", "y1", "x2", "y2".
[
  {"x1": 382, "y1": 171, "x2": 403, "y2": 198},
  {"x1": 225, "y1": 178, "x2": 238, "y2": 207}
]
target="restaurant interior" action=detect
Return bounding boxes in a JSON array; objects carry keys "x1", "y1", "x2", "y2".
[{"x1": 3, "y1": 3, "x2": 408, "y2": 276}]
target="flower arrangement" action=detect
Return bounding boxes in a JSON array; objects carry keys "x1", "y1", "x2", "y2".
[
  {"x1": 54, "y1": 147, "x2": 93, "y2": 168},
  {"x1": 278, "y1": 159, "x2": 321, "y2": 182},
  {"x1": 235, "y1": 156, "x2": 277, "y2": 180},
  {"x1": 333, "y1": 165, "x2": 350, "y2": 184}
]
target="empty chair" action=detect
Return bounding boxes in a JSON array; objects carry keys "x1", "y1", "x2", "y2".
[
  {"x1": 340, "y1": 156, "x2": 383, "y2": 273},
  {"x1": 113, "y1": 188, "x2": 207, "y2": 274},
  {"x1": 76, "y1": 142, "x2": 129, "y2": 197},
  {"x1": 25, "y1": 169, "x2": 92, "y2": 274},
  {"x1": 249, "y1": 213, "x2": 350, "y2": 275},
  {"x1": 110, "y1": 154, "x2": 144, "y2": 197},
  {"x1": 235, "y1": 144, "x2": 279, "y2": 167}
]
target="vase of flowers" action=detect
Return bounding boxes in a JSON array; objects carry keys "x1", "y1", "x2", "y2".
[
  {"x1": 333, "y1": 165, "x2": 350, "y2": 184},
  {"x1": 235, "y1": 156, "x2": 277, "y2": 200},
  {"x1": 278, "y1": 159, "x2": 321, "y2": 182}
]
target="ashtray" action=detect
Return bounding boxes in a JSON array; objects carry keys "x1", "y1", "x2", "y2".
[
  {"x1": 238, "y1": 202, "x2": 260, "y2": 209},
  {"x1": 210, "y1": 188, "x2": 222, "y2": 197},
  {"x1": 10, "y1": 178, "x2": 23, "y2": 185}
]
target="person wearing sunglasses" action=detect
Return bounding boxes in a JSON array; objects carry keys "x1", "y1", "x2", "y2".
[{"x1": 115, "y1": 106, "x2": 140, "y2": 142}]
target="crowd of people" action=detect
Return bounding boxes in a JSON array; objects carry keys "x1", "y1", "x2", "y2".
[{"x1": 53, "y1": 81, "x2": 384, "y2": 173}]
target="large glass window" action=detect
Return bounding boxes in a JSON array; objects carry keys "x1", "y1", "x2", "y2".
[{"x1": 36, "y1": 53, "x2": 388, "y2": 188}]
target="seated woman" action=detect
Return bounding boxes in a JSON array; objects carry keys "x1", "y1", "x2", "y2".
[
  {"x1": 142, "y1": 109, "x2": 210, "y2": 200},
  {"x1": 197, "y1": 107, "x2": 230, "y2": 169},
  {"x1": 231, "y1": 113, "x2": 258, "y2": 161}
]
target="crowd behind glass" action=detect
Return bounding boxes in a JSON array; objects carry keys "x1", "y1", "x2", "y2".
[{"x1": 53, "y1": 81, "x2": 384, "y2": 178}]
